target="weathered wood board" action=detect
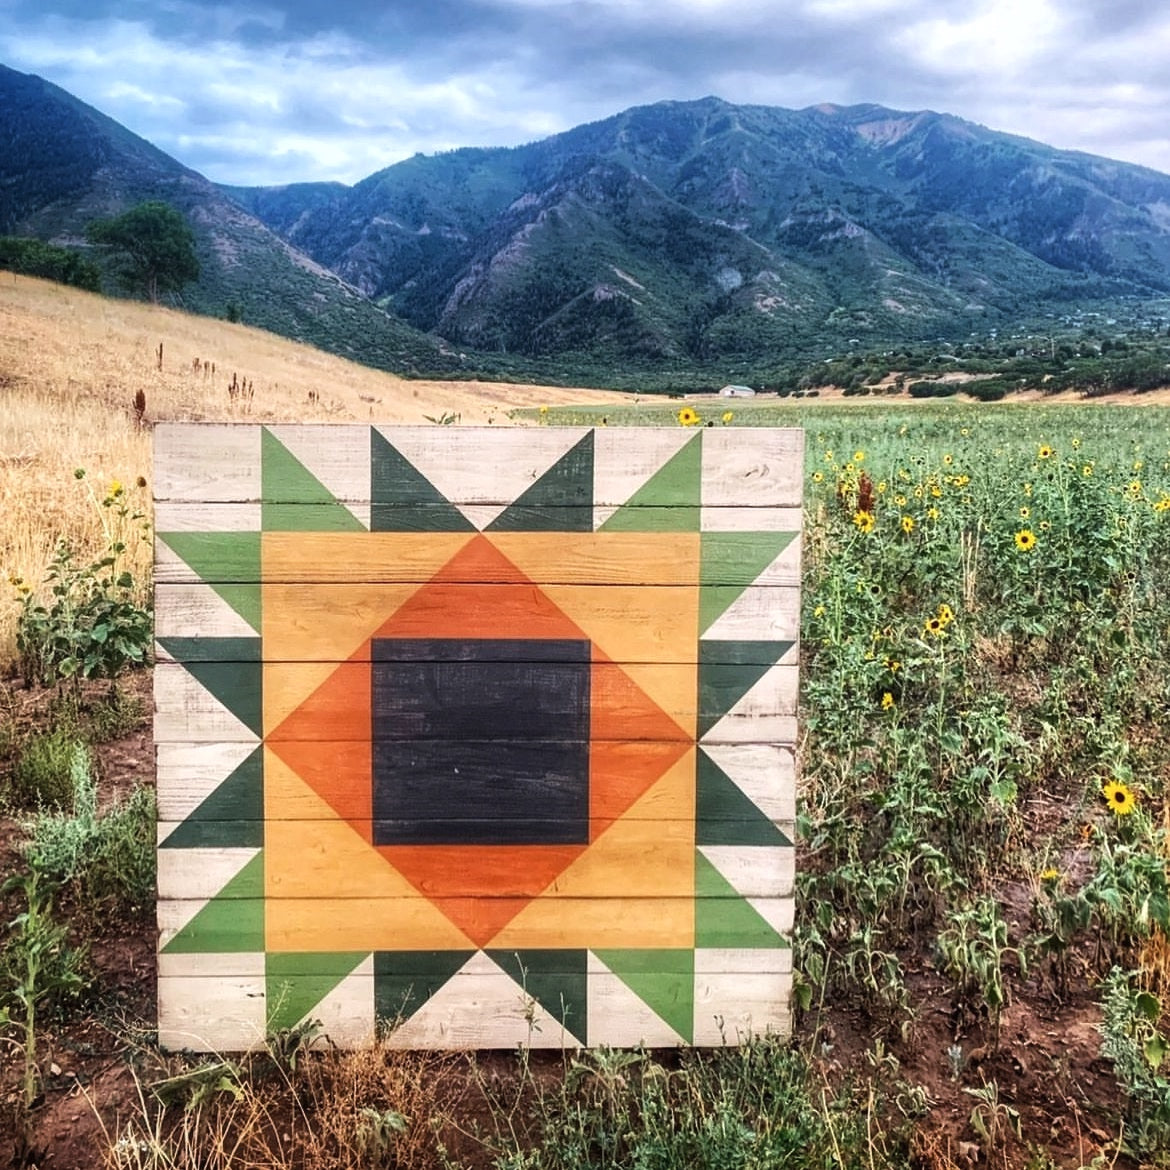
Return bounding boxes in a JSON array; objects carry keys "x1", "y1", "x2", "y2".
[{"x1": 155, "y1": 424, "x2": 801, "y2": 1050}]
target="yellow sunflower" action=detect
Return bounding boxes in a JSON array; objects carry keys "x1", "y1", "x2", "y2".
[
  {"x1": 721, "y1": 410, "x2": 734, "y2": 424},
  {"x1": 937, "y1": 603, "x2": 954, "y2": 626},
  {"x1": 881, "y1": 692, "x2": 895, "y2": 710},
  {"x1": 1101, "y1": 780, "x2": 1136, "y2": 816},
  {"x1": 1038, "y1": 444, "x2": 1054, "y2": 460},
  {"x1": 678, "y1": 407, "x2": 700, "y2": 427},
  {"x1": 923, "y1": 615, "x2": 945, "y2": 638},
  {"x1": 852, "y1": 510, "x2": 875, "y2": 534},
  {"x1": 901, "y1": 515, "x2": 914, "y2": 534},
  {"x1": 1015, "y1": 529, "x2": 1037, "y2": 552}
]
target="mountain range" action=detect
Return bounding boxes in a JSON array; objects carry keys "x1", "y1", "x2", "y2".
[{"x1": 5, "y1": 61, "x2": 1170, "y2": 385}]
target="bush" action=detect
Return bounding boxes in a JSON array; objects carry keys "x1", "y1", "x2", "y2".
[
  {"x1": 22, "y1": 741, "x2": 156, "y2": 908},
  {"x1": 17, "y1": 540, "x2": 152, "y2": 686},
  {"x1": 0, "y1": 236, "x2": 101, "y2": 291},
  {"x1": 5, "y1": 729, "x2": 82, "y2": 810}
]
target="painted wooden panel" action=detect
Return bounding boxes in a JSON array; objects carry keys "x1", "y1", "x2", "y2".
[{"x1": 155, "y1": 424, "x2": 800, "y2": 1050}]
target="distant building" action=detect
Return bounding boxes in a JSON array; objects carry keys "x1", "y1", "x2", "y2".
[{"x1": 719, "y1": 384, "x2": 756, "y2": 398}]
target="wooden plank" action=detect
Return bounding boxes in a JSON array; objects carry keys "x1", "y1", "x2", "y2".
[
  {"x1": 158, "y1": 897, "x2": 794, "y2": 951},
  {"x1": 154, "y1": 744, "x2": 795, "y2": 822},
  {"x1": 700, "y1": 506, "x2": 804, "y2": 532},
  {"x1": 156, "y1": 840, "x2": 791, "y2": 899},
  {"x1": 701, "y1": 428, "x2": 804, "y2": 508},
  {"x1": 154, "y1": 424, "x2": 261, "y2": 502},
  {"x1": 154, "y1": 526, "x2": 798, "y2": 583},
  {"x1": 155, "y1": 591, "x2": 799, "y2": 660},
  {"x1": 155, "y1": 950, "x2": 791, "y2": 980},
  {"x1": 154, "y1": 425, "x2": 802, "y2": 506}
]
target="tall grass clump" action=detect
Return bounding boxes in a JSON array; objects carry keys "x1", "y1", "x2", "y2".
[{"x1": 21, "y1": 740, "x2": 155, "y2": 909}]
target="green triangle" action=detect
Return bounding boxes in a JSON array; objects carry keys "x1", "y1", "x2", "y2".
[
  {"x1": 266, "y1": 952, "x2": 368, "y2": 1032},
  {"x1": 695, "y1": 852, "x2": 788, "y2": 949},
  {"x1": 161, "y1": 746, "x2": 263, "y2": 849},
  {"x1": 696, "y1": 750, "x2": 791, "y2": 847},
  {"x1": 697, "y1": 641, "x2": 794, "y2": 739},
  {"x1": 699, "y1": 532, "x2": 798, "y2": 634},
  {"x1": 262, "y1": 427, "x2": 364, "y2": 531},
  {"x1": 374, "y1": 951, "x2": 476, "y2": 1026},
  {"x1": 158, "y1": 532, "x2": 262, "y2": 633},
  {"x1": 487, "y1": 432, "x2": 593, "y2": 532},
  {"x1": 487, "y1": 949, "x2": 588, "y2": 1042},
  {"x1": 157, "y1": 637, "x2": 263, "y2": 737},
  {"x1": 162, "y1": 853, "x2": 264, "y2": 953},
  {"x1": 600, "y1": 434, "x2": 701, "y2": 531},
  {"x1": 370, "y1": 429, "x2": 474, "y2": 531},
  {"x1": 594, "y1": 949, "x2": 694, "y2": 1043}
]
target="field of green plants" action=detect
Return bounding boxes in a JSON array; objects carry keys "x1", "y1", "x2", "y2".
[{"x1": 2, "y1": 400, "x2": 1169, "y2": 1168}]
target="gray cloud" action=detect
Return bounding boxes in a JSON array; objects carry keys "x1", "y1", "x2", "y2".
[{"x1": 2, "y1": 0, "x2": 1169, "y2": 185}]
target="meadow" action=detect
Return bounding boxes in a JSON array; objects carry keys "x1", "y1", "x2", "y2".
[{"x1": 1, "y1": 276, "x2": 1169, "y2": 1167}]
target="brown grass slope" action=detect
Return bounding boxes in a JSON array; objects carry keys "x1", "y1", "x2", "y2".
[{"x1": 0, "y1": 273, "x2": 627, "y2": 662}]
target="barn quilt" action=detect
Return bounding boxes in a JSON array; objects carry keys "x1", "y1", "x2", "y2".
[{"x1": 154, "y1": 424, "x2": 801, "y2": 1050}]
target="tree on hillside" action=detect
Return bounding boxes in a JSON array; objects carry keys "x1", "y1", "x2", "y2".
[{"x1": 85, "y1": 201, "x2": 200, "y2": 303}]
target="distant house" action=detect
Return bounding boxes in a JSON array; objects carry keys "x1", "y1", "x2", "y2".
[{"x1": 719, "y1": 384, "x2": 756, "y2": 398}]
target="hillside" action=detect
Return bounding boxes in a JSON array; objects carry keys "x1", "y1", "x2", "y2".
[
  {"x1": 0, "y1": 271, "x2": 626, "y2": 661},
  {"x1": 232, "y1": 97, "x2": 1170, "y2": 371},
  {"x1": 0, "y1": 64, "x2": 459, "y2": 377},
  {"x1": 8, "y1": 65, "x2": 1170, "y2": 384}
]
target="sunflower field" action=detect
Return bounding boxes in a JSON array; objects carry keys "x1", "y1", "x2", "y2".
[
  {"x1": 521, "y1": 400, "x2": 1170, "y2": 1163},
  {"x1": 802, "y1": 405, "x2": 1170, "y2": 1162}
]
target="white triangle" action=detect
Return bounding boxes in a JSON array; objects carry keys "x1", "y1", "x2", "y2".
[
  {"x1": 749, "y1": 538, "x2": 802, "y2": 587},
  {"x1": 701, "y1": 585, "x2": 801, "y2": 642},
  {"x1": 156, "y1": 740, "x2": 258, "y2": 823},
  {"x1": 587, "y1": 952, "x2": 686, "y2": 1046},
  {"x1": 458, "y1": 502, "x2": 508, "y2": 529},
  {"x1": 593, "y1": 427, "x2": 695, "y2": 509},
  {"x1": 154, "y1": 662, "x2": 260, "y2": 745},
  {"x1": 157, "y1": 846, "x2": 260, "y2": 903},
  {"x1": 292, "y1": 955, "x2": 376, "y2": 1048},
  {"x1": 746, "y1": 896, "x2": 795, "y2": 937},
  {"x1": 383, "y1": 951, "x2": 579, "y2": 1049},
  {"x1": 383, "y1": 426, "x2": 585, "y2": 507},
  {"x1": 265, "y1": 424, "x2": 369, "y2": 520},
  {"x1": 719, "y1": 661, "x2": 798, "y2": 722},
  {"x1": 699, "y1": 744, "x2": 795, "y2": 824},
  {"x1": 157, "y1": 847, "x2": 260, "y2": 939},
  {"x1": 697, "y1": 846, "x2": 795, "y2": 900},
  {"x1": 155, "y1": 581, "x2": 257, "y2": 641}
]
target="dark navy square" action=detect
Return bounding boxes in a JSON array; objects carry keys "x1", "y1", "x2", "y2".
[{"x1": 372, "y1": 638, "x2": 591, "y2": 845}]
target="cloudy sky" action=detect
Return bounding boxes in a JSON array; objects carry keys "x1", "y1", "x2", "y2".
[{"x1": 2, "y1": 0, "x2": 1169, "y2": 187}]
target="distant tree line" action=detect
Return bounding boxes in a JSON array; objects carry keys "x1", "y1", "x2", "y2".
[{"x1": 0, "y1": 236, "x2": 100, "y2": 290}]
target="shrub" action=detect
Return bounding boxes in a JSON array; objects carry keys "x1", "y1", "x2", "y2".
[
  {"x1": 22, "y1": 741, "x2": 156, "y2": 909},
  {"x1": 5, "y1": 729, "x2": 82, "y2": 810},
  {"x1": 17, "y1": 541, "x2": 152, "y2": 686}
]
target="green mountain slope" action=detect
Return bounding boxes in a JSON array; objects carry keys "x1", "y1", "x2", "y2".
[
  {"x1": 0, "y1": 64, "x2": 456, "y2": 375},
  {"x1": 237, "y1": 96, "x2": 1170, "y2": 369}
]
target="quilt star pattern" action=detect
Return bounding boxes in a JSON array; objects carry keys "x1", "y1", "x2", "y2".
[{"x1": 154, "y1": 423, "x2": 801, "y2": 1050}]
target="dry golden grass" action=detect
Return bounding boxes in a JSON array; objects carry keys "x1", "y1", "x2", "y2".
[{"x1": 0, "y1": 273, "x2": 627, "y2": 665}]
